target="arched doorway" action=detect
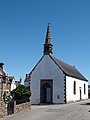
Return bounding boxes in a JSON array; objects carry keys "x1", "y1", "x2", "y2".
[{"x1": 40, "y1": 80, "x2": 53, "y2": 104}]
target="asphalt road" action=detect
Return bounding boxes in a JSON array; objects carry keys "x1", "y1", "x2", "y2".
[{"x1": 4, "y1": 100, "x2": 90, "y2": 120}]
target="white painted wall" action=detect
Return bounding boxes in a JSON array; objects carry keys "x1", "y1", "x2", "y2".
[
  {"x1": 66, "y1": 76, "x2": 88, "y2": 102},
  {"x1": 11, "y1": 80, "x2": 16, "y2": 91},
  {"x1": 24, "y1": 81, "x2": 29, "y2": 87},
  {"x1": 30, "y1": 55, "x2": 65, "y2": 104}
]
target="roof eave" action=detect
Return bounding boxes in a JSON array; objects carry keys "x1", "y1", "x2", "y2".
[
  {"x1": 65, "y1": 74, "x2": 88, "y2": 82},
  {"x1": 49, "y1": 54, "x2": 88, "y2": 82},
  {"x1": 29, "y1": 55, "x2": 44, "y2": 76}
]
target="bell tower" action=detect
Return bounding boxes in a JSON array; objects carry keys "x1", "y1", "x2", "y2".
[{"x1": 44, "y1": 24, "x2": 53, "y2": 55}]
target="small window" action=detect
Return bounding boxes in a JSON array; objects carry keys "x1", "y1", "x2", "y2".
[
  {"x1": 84, "y1": 83, "x2": 86, "y2": 94},
  {"x1": 73, "y1": 81, "x2": 76, "y2": 95}
]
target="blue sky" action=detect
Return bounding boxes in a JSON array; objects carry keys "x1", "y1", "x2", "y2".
[{"x1": 0, "y1": 0, "x2": 90, "y2": 83}]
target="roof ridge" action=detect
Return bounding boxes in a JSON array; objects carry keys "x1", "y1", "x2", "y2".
[{"x1": 52, "y1": 55, "x2": 75, "y2": 68}]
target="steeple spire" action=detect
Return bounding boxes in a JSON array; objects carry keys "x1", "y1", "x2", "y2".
[{"x1": 44, "y1": 23, "x2": 53, "y2": 55}]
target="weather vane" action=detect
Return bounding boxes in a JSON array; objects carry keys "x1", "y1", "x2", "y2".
[{"x1": 48, "y1": 23, "x2": 50, "y2": 26}]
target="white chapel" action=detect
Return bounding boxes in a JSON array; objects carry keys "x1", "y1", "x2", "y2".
[{"x1": 25, "y1": 24, "x2": 88, "y2": 104}]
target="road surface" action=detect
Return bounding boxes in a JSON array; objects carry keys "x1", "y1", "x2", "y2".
[{"x1": 4, "y1": 100, "x2": 90, "y2": 120}]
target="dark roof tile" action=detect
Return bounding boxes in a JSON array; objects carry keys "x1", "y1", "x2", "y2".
[{"x1": 50, "y1": 55, "x2": 88, "y2": 81}]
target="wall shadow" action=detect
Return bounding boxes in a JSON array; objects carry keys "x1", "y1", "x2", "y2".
[{"x1": 80, "y1": 102, "x2": 90, "y2": 105}]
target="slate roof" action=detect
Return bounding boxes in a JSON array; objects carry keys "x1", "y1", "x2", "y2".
[
  {"x1": 50, "y1": 55, "x2": 88, "y2": 81},
  {"x1": 45, "y1": 24, "x2": 52, "y2": 45},
  {"x1": 0, "y1": 67, "x2": 7, "y2": 76}
]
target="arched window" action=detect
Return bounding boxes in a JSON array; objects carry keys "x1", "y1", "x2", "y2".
[
  {"x1": 84, "y1": 83, "x2": 86, "y2": 94},
  {"x1": 73, "y1": 81, "x2": 76, "y2": 94}
]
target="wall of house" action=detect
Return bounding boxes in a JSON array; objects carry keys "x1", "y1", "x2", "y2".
[
  {"x1": 24, "y1": 81, "x2": 29, "y2": 87},
  {"x1": 66, "y1": 76, "x2": 88, "y2": 103},
  {"x1": 11, "y1": 80, "x2": 16, "y2": 91},
  {"x1": 30, "y1": 55, "x2": 65, "y2": 104}
]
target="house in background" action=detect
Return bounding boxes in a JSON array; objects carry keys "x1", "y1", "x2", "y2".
[
  {"x1": 0, "y1": 62, "x2": 16, "y2": 100},
  {"x1": 24, "y1": 74, "x2": 30, "y2": 90},
  {"x1": 25, "y1": 25, "x2": 88, "y2": 104},
  {"x1": 10, "y1": 77, "x2": 16, "y2": 91},
  {"x1": 15, "y1": 77, "x2": 22, "y2": 87}
]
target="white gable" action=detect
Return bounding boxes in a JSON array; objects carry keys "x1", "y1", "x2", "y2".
[{"x1": 30, "y1": 55, "x2": 65, "y2": 104}]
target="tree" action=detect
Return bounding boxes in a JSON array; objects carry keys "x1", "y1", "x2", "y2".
[{"x1": 11, "y1": 85, "x2": 31, "y2": 101}]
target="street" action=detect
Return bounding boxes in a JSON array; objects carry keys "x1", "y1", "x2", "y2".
[{"x1": 4, "y1": 100, "x2": 90, "y2": 120}]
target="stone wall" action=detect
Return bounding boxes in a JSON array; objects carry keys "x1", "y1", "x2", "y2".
[
  {"x1": 0, "y1": 101, "x2": 6, "y2": 118},
  {"x1": 0, "y1": 100, "x2": 31, "y2": 118},
  {"x1": 14, "y1": 101, "x2": 31, "y2": 114}
]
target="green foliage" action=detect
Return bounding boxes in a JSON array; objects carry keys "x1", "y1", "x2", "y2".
[
  {"x1": 11, "y1": 85, "x2": 31, "y2": 100},
  {"x1": 3, "y1": 95, "x2": 12, "y2": 103}
]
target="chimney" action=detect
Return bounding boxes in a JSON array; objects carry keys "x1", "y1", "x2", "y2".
[
  {"x1": 0, "y1": 62, "x2": 4, "y2": 69},
  {"x1": 20, "y1": 77, "x2": 22, "y2": 83},
  {"x1": 26, "y1": 74, "x2": 30, "y2": 78},
  {"x1": 26, "y1": 74, "x2": 28, "y2": 78}
]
